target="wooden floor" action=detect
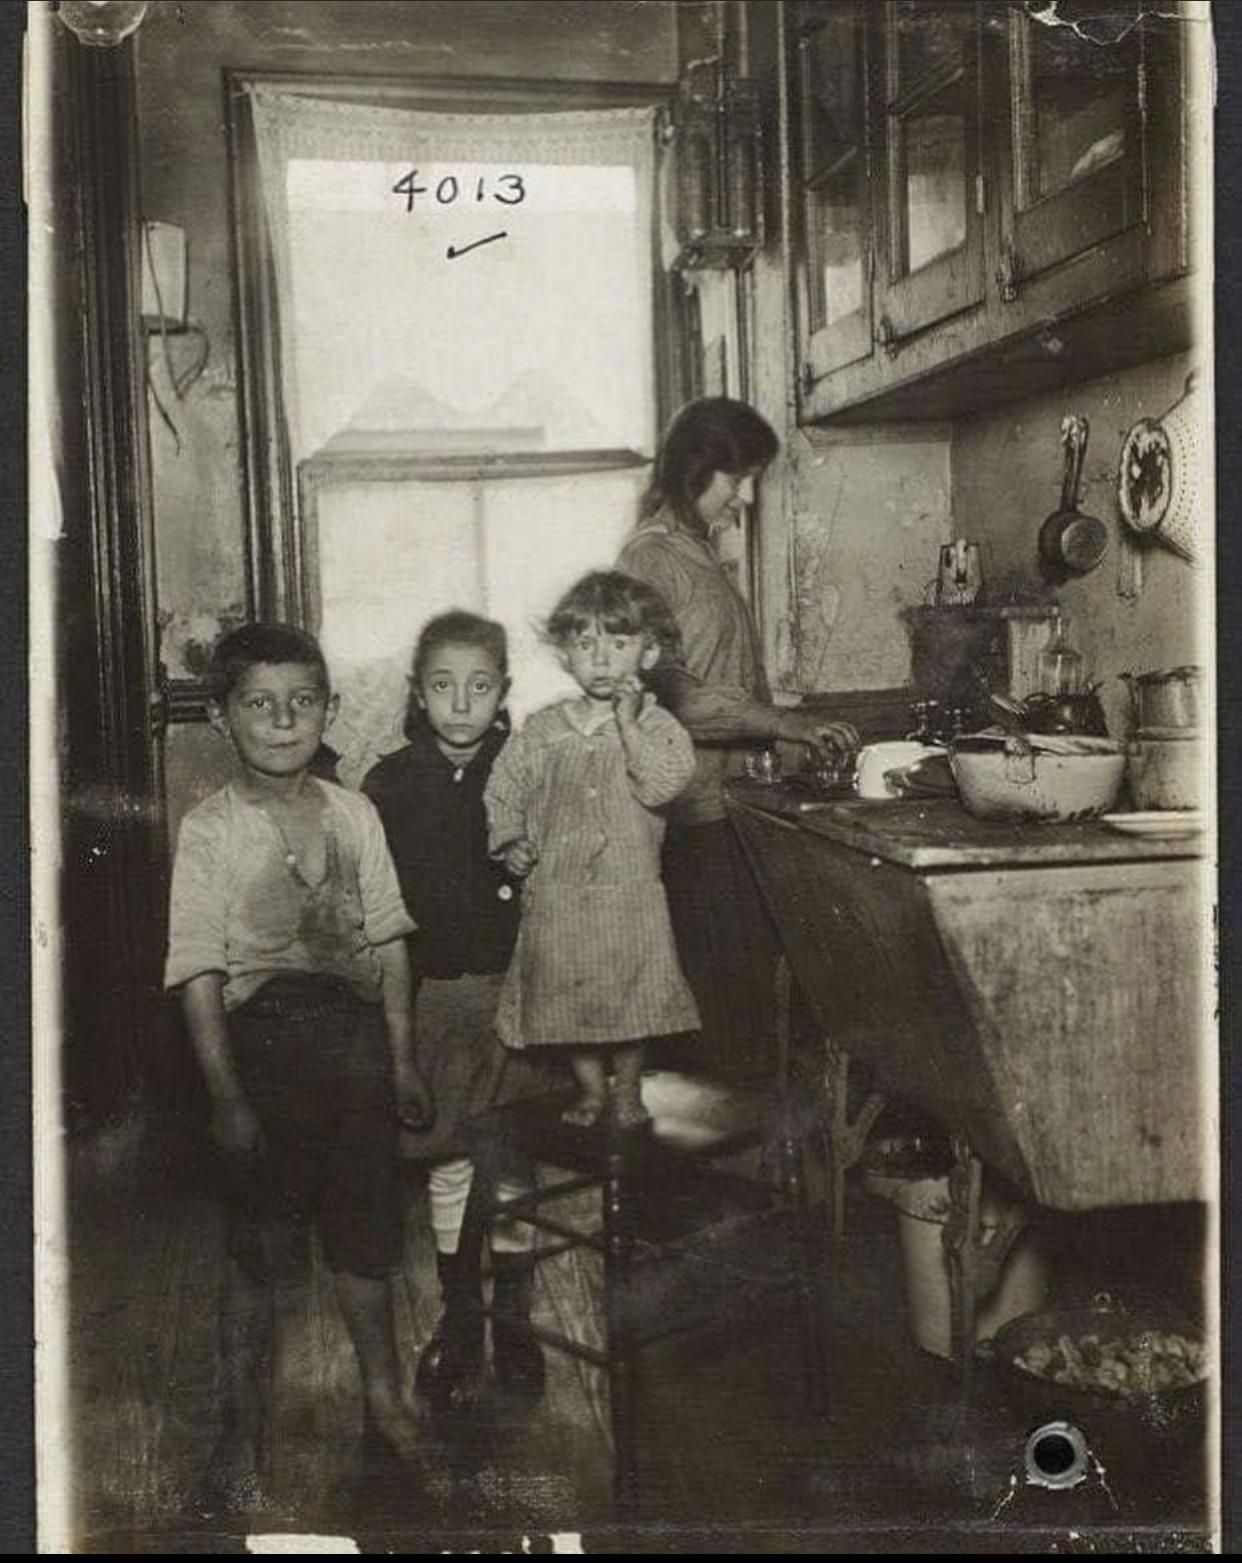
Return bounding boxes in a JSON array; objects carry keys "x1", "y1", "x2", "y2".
[{"x1": 55, "y1": 1110, "x2": 1213, "y2": 1553}]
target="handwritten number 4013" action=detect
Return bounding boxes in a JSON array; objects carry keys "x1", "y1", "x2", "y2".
[{"x1": 392, "y1": 171, "x2": 527, "y2": 214}]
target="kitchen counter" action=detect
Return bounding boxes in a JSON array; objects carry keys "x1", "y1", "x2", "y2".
[
  {"x1": 729, "y1": 782, "x2": 1204, "y2": 868},
  {"x1": 728, "y1": 784, "x2": 1211, "y2": 1213}
]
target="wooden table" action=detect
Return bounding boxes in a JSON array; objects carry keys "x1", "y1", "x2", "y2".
[{"x1": 727, "y1": 786, "x2": 1211, "y2": 1379}]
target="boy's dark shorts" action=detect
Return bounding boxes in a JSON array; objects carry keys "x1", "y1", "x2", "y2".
[{"x1": 221, "y1": 976, "x2": 401, "y2": 1282}]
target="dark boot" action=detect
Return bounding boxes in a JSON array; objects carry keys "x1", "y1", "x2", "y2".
[
  {"x1": 415, "y1": 1250, "x2": 484, "y2": 1410},
  {"x1": 490, "y1": 1251, "x2": 546, "y2": 1397}
]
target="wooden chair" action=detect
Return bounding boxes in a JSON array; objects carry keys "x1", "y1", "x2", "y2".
[{"x1": 455, "y1": 963, "x2": 829, "y2": 1512}]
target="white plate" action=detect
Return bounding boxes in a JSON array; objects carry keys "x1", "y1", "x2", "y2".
[{"x1": 1101, "y1": 810, "x2": 1205, "y2": 838}]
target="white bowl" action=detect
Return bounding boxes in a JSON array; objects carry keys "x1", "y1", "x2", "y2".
[
  {"x1": 950, "y1": 739, "x2": 1126, "y2": 822},
  {"x1": 855, "y1": 740, "x2": 947, "y2": 799}
]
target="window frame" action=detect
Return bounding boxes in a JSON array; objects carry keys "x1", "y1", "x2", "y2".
[{"x1": 225, "y1": 70, "x2": 676, "y2": 627}]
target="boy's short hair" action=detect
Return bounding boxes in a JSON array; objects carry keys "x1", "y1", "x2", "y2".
[
  {"x1": 546, "y1": 570, "x2": 683, "y2": 663},
  {"x1": 208, "y1": 622, "x2": 330, "y2": 703}
]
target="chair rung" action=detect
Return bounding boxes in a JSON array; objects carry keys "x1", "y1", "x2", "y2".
[
  {"x1": 505, "y1": 1210, "x2": 604, "y2": 1252},
  {"x1": 520, "y1": 1322, "x2": 609, "y2": 1368},
  {"x1": 488, "y1": 1175, "x2": 599, "y2": 1224}
]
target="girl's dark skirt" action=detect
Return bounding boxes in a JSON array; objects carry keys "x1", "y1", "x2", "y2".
[{"x1": 400, "y1": 971, "x2": 562, "y2": 1162}]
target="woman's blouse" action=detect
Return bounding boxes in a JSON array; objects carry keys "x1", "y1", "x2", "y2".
[{"x1": 618, "y1": 515, "x2": 773, "y2": 827}]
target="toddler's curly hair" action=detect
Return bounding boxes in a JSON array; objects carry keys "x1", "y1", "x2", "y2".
[{"x1": 545, "y1": 570, "x2": 683, "y2": 664}]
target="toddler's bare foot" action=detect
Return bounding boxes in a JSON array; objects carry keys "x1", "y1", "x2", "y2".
[
  {"x1": 610, "y1": 1090, "x2": 651, "y2": 1132},
  {"x1": 562, "y1": 1094, "x2": 607, "y2": 1127}
]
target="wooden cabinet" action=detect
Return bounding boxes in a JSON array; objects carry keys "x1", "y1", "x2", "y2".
[
  {"x1": 875, "y1": 1, "x2": 986, "y2": 344},
  {"x1": 791, "y1": 2, "x2": 875, "y2": 381},
  {"x1": 788, "y1": 1, "x2": 1192, "y2": 425},
  {"x1": 995, "y1": 0, "x2": 1187, "y2": 321}
]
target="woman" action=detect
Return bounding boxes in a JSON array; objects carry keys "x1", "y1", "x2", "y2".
[{"x1": 617, "y1": 397, "x2": 858, "y2": 1080}]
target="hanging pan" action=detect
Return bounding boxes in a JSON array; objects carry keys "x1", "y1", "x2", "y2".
[{"x1": 1038, "y1": 415, "x2": 1108, "y2": 580}]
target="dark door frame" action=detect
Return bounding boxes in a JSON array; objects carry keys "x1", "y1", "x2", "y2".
[{"x1": 58, "y1": 33, "x2": 166, "y2": 1126}]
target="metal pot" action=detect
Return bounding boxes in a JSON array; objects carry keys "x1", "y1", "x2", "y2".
[
  {"x1": 1121, "y1": 666, "x2": 1203, "y2": 732},
  {"x1": 1127, "y1": 732, "x2": 1205, "y2": 811},
  {"x1": 1021, "y1": 688, "x2": 1109, "y2": 738},
  {"x1": 986, "y1": 1300, "x2": 1207, "y2": 1454},
  {"x1": 1038, "y1": 416, "x2": 1108, "y2": 578}
]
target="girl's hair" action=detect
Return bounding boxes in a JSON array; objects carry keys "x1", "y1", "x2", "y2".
[
  {"x1": 208, "y1": 622, "x2": 330, "y2": 702},
  {"x1": 640, "y1": 397, "x2": 780, "y2": 532},
  {"x1": 405, "y1": 609, "x2": 509, "y2": 739},
  {"x1": 546, "y1": 571, "x2": 683, "y2": 663}
]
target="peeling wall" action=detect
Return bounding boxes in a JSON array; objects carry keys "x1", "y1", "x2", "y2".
[{"x1": 950, "y1": 350, "x2": 1207, "y2": 738}]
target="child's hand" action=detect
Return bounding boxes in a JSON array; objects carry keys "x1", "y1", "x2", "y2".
[
  {"x1": 211, "y1": 1096, "x2": 264, "y2": 1157},
  {"x1": 395, "y1": 1062, "x2": 436, "y2": 1136},
  {"x1": 611, "y1": 673, "x2": 645, "y2": 724},
  {"x1": 501, "y1": 836, "x2": 539, "y2": 877}
]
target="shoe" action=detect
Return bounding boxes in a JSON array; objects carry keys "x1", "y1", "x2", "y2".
[
  {"x1": 414, "y1": 1250, "x2": 485, "y2": 1411},
  {"x1": 490, "y1": 1251, "x2": 546, "y2": 1397}
]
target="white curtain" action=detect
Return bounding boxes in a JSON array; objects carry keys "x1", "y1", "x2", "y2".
[
  {"x1": 246, "y1": 87, "x2": 659, "y2": 462},
  {"x1": 244, "y1": 87, "x2": 662, "y2": 783}
]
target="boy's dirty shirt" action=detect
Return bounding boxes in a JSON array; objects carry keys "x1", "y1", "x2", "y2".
[{"x1": 164, "y1": 780, "x2": 414, "y2": 1009}]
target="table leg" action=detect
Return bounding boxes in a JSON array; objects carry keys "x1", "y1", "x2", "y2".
[
  {"x1": 944, "y1": 1135, "x2": 983, "y2": 1397},
  {"x1": 776, "y1": 1100, "x2": 829, "y2": 1415},
  {"x1": 821, "y1": 1034, "x2": 888, "y2": 1241},
  {"x1": 943, "y1": 1134, "x2": 1028, "y2": 1399},
  {"x1": 602, "y1": 1164, "x2": 638, "y2": 1513}
]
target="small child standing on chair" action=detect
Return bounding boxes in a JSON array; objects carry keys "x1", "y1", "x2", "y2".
[
  {"x1": 485, "y1": 571, "x2": 700, "y2": 1128},
  {"x1": 165, "y1": 622, "x2": 434, "y2": 1486}
]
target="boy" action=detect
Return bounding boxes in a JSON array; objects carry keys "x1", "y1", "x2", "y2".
[{"x1": 164, "y1": 623, "x2": 434, "y2": 1493}]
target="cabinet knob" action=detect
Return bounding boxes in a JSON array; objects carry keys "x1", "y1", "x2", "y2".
[
  {"x1": 875, "y1": 314, "x2": 900, "y2": 358},
  {"x1": 996, "y1": 241, "x2": 1022, "y2": 303}
]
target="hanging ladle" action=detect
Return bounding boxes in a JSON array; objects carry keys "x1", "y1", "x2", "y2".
[{"x1": 1038, "y1": 415, "x2": 1108, "y2": 580}]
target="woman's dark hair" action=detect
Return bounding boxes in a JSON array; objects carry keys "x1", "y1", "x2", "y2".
[
  {"x1": 208, "y1": 622, "x2": 330, "y2": 702},
  {"x1": 546, "y1": 570, "x2": 683, "y2": 663},
  {"x1": 405, "y1": 609, "x2": 509, "y2": 739},
  {"x1": 640, "y1": 397, "x2": 780, "y2": 531}
]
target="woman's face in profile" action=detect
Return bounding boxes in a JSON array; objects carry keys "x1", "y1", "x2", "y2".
[{"x1": 694, "y1": 466, "x2": 762, "y2": 534}]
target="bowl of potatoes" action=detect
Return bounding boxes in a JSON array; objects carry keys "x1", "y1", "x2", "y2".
[{"x1": 988, "y1": 1298, "x2": 1207, "y2": 1456}]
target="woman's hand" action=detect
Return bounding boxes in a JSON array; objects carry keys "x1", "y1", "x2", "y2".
[
  {"x1": 778, "y1": 710, "x2": 861, "y2": 759},
  {"x1": 611, "y1": 673, "x2": 645, "y2": 725},
  {"x1": 210, "y1": 1095, "x2": 264, "y2": 1158},
  {"x1": 500, "y1": 836, "x2": 539, "y2": 877}
]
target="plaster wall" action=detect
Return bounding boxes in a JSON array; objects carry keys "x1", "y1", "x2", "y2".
[{"x1": 950, "y1": 350, "x2": 1206, "y2": 739}]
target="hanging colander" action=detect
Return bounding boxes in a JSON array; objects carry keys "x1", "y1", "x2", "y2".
[{"x1": 1117, "y1": 370, "x2": 1207, "y2": 563}]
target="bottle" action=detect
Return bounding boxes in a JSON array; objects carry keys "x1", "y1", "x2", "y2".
[{"x1": 1038, "y1": 617, "x2": 1084, "y2": 697}]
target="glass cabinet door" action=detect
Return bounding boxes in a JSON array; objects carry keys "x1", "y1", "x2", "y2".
[
  {"x1": 877, "y1": 0, "x2": 985, "y2": 342},
  {"x1": 794, "y1": 1, "x2": 874, "y2": 383},
  {"x1": 1001, "y1": 0, "x2": 1147, "y2": 294}
]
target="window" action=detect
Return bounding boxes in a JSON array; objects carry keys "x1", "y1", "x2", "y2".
[{"x1": 230, "y1": 78, "x2": 668, "y2": 781}]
